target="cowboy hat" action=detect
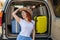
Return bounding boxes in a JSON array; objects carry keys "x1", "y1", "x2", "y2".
[{"x1": 20, "y1": 7, "x2": 33, "y2": 15}]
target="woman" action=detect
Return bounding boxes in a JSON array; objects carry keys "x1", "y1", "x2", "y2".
[{"x1": 12, "y1": 7, "x2": 35, "y2": 40}]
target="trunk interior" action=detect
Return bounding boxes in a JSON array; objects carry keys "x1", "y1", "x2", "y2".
[{"x1": 5, "y1": 1, "x2": 51, "y2": 38}]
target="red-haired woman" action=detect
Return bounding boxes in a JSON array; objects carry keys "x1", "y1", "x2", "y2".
[{"x1": 12, "y1": 8, "x2": 35, "y2": 40}]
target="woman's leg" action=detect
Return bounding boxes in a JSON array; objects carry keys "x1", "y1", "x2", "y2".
[
  {"x1": 24, "y1": 37, "x2": 32, "y2": 40},
  {"x1": 16, "y1": 35, "x2": 32, "y2": 40},
  {"x1": 28, "y1": 37, "x2": 32, "y2": 40},
  {"x1": 16, "y1": 35, "x2": 21, "y2": 40}
]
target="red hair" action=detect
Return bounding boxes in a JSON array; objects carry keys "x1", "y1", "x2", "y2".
[{"x1": 23, "y1": 10, "x2": 32, "y2": 22}]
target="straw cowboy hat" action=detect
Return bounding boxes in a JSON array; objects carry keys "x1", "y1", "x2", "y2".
[{"x1": 20, "y1": 7, "x2": 33, "y2": 15}]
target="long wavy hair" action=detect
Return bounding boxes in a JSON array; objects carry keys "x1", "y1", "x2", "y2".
[{"x1": 23, "y1": 10, "x2": 32, "y2": 22}]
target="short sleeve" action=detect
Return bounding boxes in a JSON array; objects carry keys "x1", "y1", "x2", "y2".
[
  {"x1": 19, "y1": 18, "x2": 24, "y2": 25},
  {"x1": 32, "y1": 20, "x2": 35, "y2": 29},
  {"x1": 32, "y1": 20, "x2": 35, "y2": 26}
]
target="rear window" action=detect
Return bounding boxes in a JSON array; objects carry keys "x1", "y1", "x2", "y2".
[
  {"x1": 5, "y1": 1, "x2": 51, "y2": 37},
  {"x1": 9, "y1": 1, "x2": 49, "y2": 35}
]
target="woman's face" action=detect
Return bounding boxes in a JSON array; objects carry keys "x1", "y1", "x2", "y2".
[{"x1": 21, "y1": 11, "x2": 27, "y2": 19}]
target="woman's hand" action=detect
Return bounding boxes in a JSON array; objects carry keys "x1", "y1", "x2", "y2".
[
  {"x1": 12, "y1": 8, "x2": 20, "y2": 23},
  {"x1": 12, "y1": 8, "x2": 20, "y2": 15}
]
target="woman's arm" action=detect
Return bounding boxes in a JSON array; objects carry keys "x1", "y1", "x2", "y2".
[
  {"x1": 32, "y1": 27, "x2": 35, "y2": 40},
  {"x1": 12, "y1": 8, "x2": 21, "y2": 23}
]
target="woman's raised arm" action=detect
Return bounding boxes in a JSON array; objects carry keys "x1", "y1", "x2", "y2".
[{"x1": 12, "y1": 8, "x2": 21, "y2": 23}]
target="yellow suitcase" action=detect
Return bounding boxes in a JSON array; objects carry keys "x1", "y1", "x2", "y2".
[{"x1": 34, "y1": 16, "x2": 47, "y2": 34}]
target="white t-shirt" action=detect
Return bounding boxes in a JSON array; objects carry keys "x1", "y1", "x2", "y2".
[{"x1": 19, "y1": 19, "x2": 35, "y2": 37}]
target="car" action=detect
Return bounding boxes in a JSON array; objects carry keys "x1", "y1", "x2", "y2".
[{"x1": 0, "y1": 0, "x2": 55, "y2": 40}]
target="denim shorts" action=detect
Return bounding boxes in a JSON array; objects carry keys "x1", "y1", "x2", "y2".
[{"x1": 16, "y1": 35, "x2": 32, "y2": 40}]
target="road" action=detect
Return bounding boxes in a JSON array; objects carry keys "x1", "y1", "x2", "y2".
[{"x1": 52, "y1": 18, "x2": 60, "y2": 40}]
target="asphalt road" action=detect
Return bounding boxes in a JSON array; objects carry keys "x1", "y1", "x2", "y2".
[{"x1": 52, "y1": 18, "x2": 60, "y2": 40}]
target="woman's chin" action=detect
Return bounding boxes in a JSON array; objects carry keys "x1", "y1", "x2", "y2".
[
  {"x1": 23, "y1": 17, "x2": 25, "y2": 19},
  {"x1": 23, "y1": 17, "x2": 26, "y2": 19}
]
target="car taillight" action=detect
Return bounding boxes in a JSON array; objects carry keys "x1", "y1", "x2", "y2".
[{"x1": 0, "y1": 11, "x2": 3, "y2": 26}]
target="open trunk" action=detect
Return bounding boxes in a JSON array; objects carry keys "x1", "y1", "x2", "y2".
[{"x1": 5, "y1": 1, "x2": 51, "y2": 38}]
